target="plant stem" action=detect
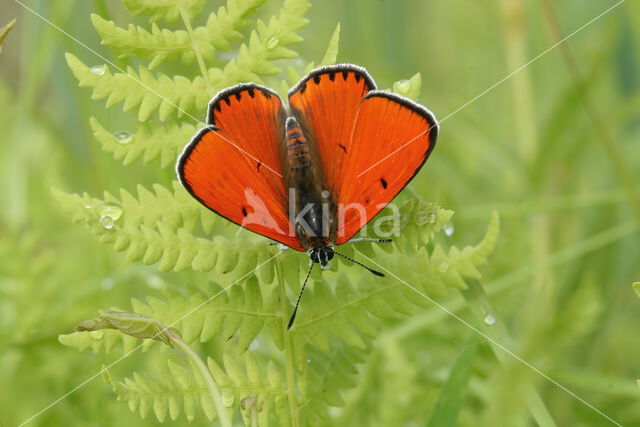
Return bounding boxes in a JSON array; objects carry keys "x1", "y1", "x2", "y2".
[
  {"x1": 460, "y1": 279, "x2": 558, "y2": 427},
  {"x1": 275, "y1": 259, "x2": 300, "y2": 427},
  {"x1": 179, "y1": 6, "x2": 213, "y2": 90},
  {"x1": 167, "y1": 329, "x2": 232, "y2": 427},
  {"x1": 540, "y1": 0, "x2": 640, "y2": 222}
]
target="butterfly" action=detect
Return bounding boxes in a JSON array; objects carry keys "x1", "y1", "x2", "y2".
[{"x1": 177, "y1": 64, "x2": 438, "y2": 327}]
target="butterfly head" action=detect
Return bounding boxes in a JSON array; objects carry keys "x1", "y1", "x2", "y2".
[{"x1": 308, "y1": 246, "x2": 334, "y2": 268}]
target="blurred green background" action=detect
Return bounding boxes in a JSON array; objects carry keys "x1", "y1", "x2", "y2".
[{"x1": 1, "y1": 0, "x2": 639, "y2": 425}]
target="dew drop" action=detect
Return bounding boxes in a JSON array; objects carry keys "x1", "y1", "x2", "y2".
[
  {"x1": 113, "y1": 130, "x2": 133, "y2": 144},
  {"x1": 100, "y1": 215, "x2": 114, "y2": 229},
  {"x1": 444, "y1": 224, "x2": 454, "y2": 236},
  {"x1": 99, "y1": 202, "x2": 123, "y2": 221},
  {"x1": 101, "y1": 277, "x2": 114, "y2": 291},
  {"x1": 484, "y1": 313, "x2": 496, "y2": 326},
  {"x1": 187, "y1": 415, "x2": 194, "y2": 422},
  {"x1": 249, "y1": 339, "x2": 260, "y2": 351},
  {"x1": 306, "y1": 359, "x2": 311, "y2": 364},
  {"x1": 266, "y1": 36, "x2": 279, "y2": 49},
  {"x1": 146, "y1": 274, "x2": 164, "y2": 289},
  {"x1": 438, "y1": 262, "x2": 449, "y2": 273},
  {"x1": 90, "y1": 330, "x2": 105, "y2": 340},
  {"x1": 90, "y1": 64, "x2": 108, "y2": 76},
  {"x1": 415, "y1": 210, "x2": 437, "y2": 226}
]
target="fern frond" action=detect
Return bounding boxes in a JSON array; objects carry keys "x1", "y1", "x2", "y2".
[
  {"x1": 209, "y1": 0, "x2": 311, "y2": 81},
  {"x1": 90, "y1": 117, "x2": 196, "y2": 168},
  {"x1": 51, "y1": 187, "x2": 274, "y2": 276},
  {"x1": 106, "y1": 354, "x2": 286, "y2": 424},
  {"x1": 108, "y1": 359, "x2": 211, "y2": 422},
  {"x1": 69, "y1": 0, "x2": 310, "y2": 122},
  {"x1": 65, "y1": 53, "x2": 209, "y2": 122},
  {"x1": 319, "y1": 23, "x2": 340, "y2": 66},
  {"x1": 58, "y1": 328, "x2": 150, "y2": 355},
  {"x1": 123, "y1": 0, "x2": 206, "y2": 23},
  {"x1": 93, "y1": 0, "x2": 266, "y2": 69}
]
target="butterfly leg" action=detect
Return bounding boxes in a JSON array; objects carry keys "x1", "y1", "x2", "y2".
[{"x1": 348, "y1": 238, "x2": 392, "y2": 244}]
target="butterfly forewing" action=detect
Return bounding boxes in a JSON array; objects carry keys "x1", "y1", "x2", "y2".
[
  {"x1": 288, "y1": 65, "x2": 375, "y2": 196},
  {"x1": 178, "y1": 84, "x2": 304, "y2": 251}
]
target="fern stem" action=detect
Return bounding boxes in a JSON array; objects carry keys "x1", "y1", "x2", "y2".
[
  {"x1": 167, "y1": 330, "x2": 232, "y2": 427},
  {"x1": 179, "y1": 6, "x2": 213, "y2": 90},
  {"x1": 275, "y1": 259, "x2": 301, "y2": 427}
]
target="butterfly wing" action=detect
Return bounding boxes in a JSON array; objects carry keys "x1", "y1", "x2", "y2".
[
  {"x1": 288, "y1": 65, "x2": 438, "y2": 245},
  {"x1": 288, "y1": 65, "x2": 376, "y2": 194},
  {"x1": 336, "y1": 91, "x2": 438, "y2": 243},
  {"x1": 178, "y1": 84, "x2": 304, "y2": 251}
]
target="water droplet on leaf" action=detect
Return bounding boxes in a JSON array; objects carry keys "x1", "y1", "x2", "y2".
[
  {"x1": 113, "y1": 130, "x2": 133, "y2": 144},
  {"x1": 444, "y1": 224, "x2": 454, "y2": 236},
  {"x1": 90, "y1": 64, "x2": 107, "y2": 76},
  {"x1": 101, "y1": 277, "x2": 114, "y2": 291},
  {"x1": 484, "y1": 313, "x2": 496, "y2": 325},
  {"x1": 100, "y1": 215, "x2": 114, "y2": 229},
  {"x1": 266, "y1": 36, "x2": 279, "y2": 49},
  {"x1": 438, "y1": 262, "x2": 449, "y2": 273},
  {"x1": 90, "y1": 330, "x2": 104, "y2": 340},
  {"x1": 99, "y1": 202, "x2": 123, "y2": 221}
]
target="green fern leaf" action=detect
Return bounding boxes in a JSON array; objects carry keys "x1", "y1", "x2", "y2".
[
  {"x1": 70, "y1": 1, "x2": 310, "y2": 122},
  {"x1": 65, "y1": 53, "x2": 209, "y2": 122},
  {"x1": 392, "y1": 72, "x2": 422, "y2": 100},
  {"x1": 89, "y1": 117, "x2": 196, "y2": 168},
  {"x1": 123, "y1": 0, "x2": 206, "y2": 23},
  {"x1": 51, "y1": 187, "x2": 272, "y2": 276},
  {"x1": 319, "y1": 23, "x2": 340, "y2": 65},
  {"x1": 93, "y1": 0, "x2": 266, "y2": 69}
]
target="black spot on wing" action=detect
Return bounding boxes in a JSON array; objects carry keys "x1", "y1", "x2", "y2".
[
  {"x1": 380, "y1": 178, "x2": 388, "y2": 189},
  {"x1": 256, "y1": 161, "x2": 262, "y2": 172},
  {"x1": 242, "y1": 207, "x2": 248, "y2": 217},
  {"x1": 338, "y1": 143, "x2": 347, "y2": 153},
  {"x1": 313, "y1": 75, "x2": 321, "y2": 84}
]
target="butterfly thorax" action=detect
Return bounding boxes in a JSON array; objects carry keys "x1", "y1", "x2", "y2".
[{"x1": 284, "y1": 116, "x2": 337, "y2": 252}]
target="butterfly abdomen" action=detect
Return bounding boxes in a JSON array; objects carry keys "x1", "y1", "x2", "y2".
[{"x1": 286, "y1": 117, "x2": 311, "y2": 169}]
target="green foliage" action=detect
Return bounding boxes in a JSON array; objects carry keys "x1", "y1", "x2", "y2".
[
  {"x1": 4, "y1": 0, "x2": 637, "y2": 426},
  {"x1": 93, "y1": 0, "x2": 266, "y2": 69},
  {"x1": 54, "y1": 1, "x2": 500, "y2": 424}
]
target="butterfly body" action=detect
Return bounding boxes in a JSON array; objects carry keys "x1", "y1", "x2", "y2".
[{"x1": 284, "y1": 116, "x2": 336, "y2": 256}]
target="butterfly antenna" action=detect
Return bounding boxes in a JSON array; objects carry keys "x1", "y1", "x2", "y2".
[
  {"x1": 287, "y1": 262, "x2": 314, "y2": 330},
  {"x1": 334, "y1": 251, "x2": 385, "y2": 277}
]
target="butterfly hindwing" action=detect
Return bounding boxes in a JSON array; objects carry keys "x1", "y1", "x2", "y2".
[{"x1": 178, "y1": 84, "x2": 304, "y2": 251}]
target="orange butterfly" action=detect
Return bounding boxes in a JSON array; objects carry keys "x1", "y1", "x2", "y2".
[{"x1": 177, "y1": 64, "x2": 438, "y2": 327}]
